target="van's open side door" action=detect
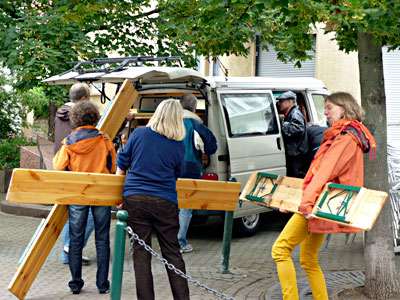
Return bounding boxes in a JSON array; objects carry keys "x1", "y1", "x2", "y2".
[{"x1": 217, "y1": 90, "x2": 286, "y2": 187}]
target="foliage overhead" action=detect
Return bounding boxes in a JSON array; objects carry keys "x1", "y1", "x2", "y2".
[
  {"x1": 0, "y1": 0, "x2": 399, "y2": 108},
  {"x1": 0, "y1": 70, "x2": 21, "y2": 139}
]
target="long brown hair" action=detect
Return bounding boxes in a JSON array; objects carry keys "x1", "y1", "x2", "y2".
[{"x1": 326, "y1": 92, "x2": 365, "y2": 122}]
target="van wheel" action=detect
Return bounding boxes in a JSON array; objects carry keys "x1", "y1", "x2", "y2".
[{"x1": 233, "y1": 214, "x2": 262, "y2": 237}]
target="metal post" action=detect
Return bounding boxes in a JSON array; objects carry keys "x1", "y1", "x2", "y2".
[
  {"x1": 110, "y1": 210, "x2": 128, "y2": 300},
  {"x1": 219, "y1": 210, "x2": 234, "y2": 274},
  {"x1": 219, "y1": 177, "x2": 236, "y2": 274}
]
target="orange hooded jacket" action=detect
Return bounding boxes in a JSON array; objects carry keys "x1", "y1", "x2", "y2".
[
  {"x1": 298, "y1": 119, "x2": 375, "y2": 234},
  {"x1": 53, "y1": 125, "x2": 116, "y2": 174}
]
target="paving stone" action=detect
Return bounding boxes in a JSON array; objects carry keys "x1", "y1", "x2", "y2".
[{"x1": 2, "y1": 205, "x2": 400, "y2": 300}]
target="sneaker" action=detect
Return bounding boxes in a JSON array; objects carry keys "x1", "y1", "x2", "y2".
[
  {"x1": 70, "y1": 287, "x2": 81, "y2": 295},
  {"x1": 82, "y1": 255, "x2": 90, "y2": 265},
  {"x1": 180, "y1": 244, "x2": 193, "y2": 253},
  {"x1": 64, "y1": 246, "x2": 91, "y2": 264},
  {"x1": 99, "y1": 289, "x2": 110, "y2": 294}
]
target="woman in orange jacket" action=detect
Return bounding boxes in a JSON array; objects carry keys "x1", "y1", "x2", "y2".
[{"x1": 271, "y1": 92, "x2": 376, "y2": 300}]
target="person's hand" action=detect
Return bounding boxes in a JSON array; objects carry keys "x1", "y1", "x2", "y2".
[
  {"x1": 117, "y1": 203, "x2": 123, "y2": 210},
  {"x1": 126, "y1": 109, "x2": 135, "y2": 121},
  {"x1": 279, "y1": 204, "x2": 288, "y2": 213}
]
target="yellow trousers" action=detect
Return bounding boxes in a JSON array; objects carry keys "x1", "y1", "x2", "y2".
[{"x1": 271, "y1": 213, "x2": 328, "y2": 300}]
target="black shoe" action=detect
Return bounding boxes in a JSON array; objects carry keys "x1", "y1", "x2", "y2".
[
  {"x1": 70, "y1": 287, "x2": 81, "y2": 295},
  {"x1": 99, "y1": 289, "x2": 110, "y2": 294}
]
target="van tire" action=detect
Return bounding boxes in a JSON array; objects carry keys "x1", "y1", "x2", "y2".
[{"x1": 233, "y1": 214, "x2": 262, "y2": 237}]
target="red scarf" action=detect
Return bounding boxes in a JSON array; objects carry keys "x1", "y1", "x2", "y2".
[{"x1": 303, "y1": 118, "x2": 376, "y2": 190}]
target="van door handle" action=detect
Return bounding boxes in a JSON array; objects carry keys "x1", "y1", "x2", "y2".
[
  {"x1": 276, "y1": 137, "x2": 281, "y2": 150},
  {"x1": 218, "y1": 154, "x2": 229, "y2": 161}
]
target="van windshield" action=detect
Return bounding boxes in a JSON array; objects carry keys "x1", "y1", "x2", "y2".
[{"x1": 221, "y1": 93, "x2": 278, "y2": 137}]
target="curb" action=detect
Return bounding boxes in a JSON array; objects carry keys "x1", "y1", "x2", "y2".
[
  {"x1": 1, "y1": 198, "x2": 118, "y2": 219},
  {"x1": 1, "y1": 200, "x2": 52, "y2": 218}
]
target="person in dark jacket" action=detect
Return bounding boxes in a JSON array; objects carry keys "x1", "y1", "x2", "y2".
[
  {"x1": 178, "y1": 93, "x2": 217, "y2": 253},
  {"x1": 277, "y1": 91, "x2": 308, "y2": 178},
  {"x1": 53, "y1": 101, "x2": 116, "y2": 295},
  {"x1": 54, "y1": 82, "x2": 94, "y2": 265},
  {"x1": 54, "y1": 83, "x2": 91, "y2": 154},
  {"x1": 116, "y1": 99, "x2": 190, "y2": 300},
  {"x1": 305, "y1": 123, "x2": 328, "y2": 170}
]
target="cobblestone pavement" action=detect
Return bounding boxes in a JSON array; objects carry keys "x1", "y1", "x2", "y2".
[{"x1": 1, "y1": 209, "x2": 400, "y2": 300}]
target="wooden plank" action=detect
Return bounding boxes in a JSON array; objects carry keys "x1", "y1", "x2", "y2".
[
  {"x1": 312, "y1": 184, "x2": 388, "y2": 231},
  {"x1": 239, "y1": 172, "x2": 388, "y2": 231},
  {"x1": 8, "y1": 80, "x2": 138, "y2": 299},
  {"x1": 7, "y1": 169, "x2": 125, "y2": 206},
  {"x1": 96, "y1": 79, "x2": 138, "y2": 139},
  {"x1": 349, "y1": 189, "x2": 387, "y2": 230},
  {"x1": 177, "y1": 179, "x2": 241, "y2": 211},
  {"x1": 7, "y1": 169, "x2": 241, "y2": 210},
  {"x1": 140, "y1": 92, "x2": 202, "y2": 98},
  {"x1": 8, "y1": 204, "x2": 69, "y2": 299},
  {"x1": 6, "y1": 169, "x2": 241, "y2": 298},
  {"x1": 132, "y1": 112, "x2": 153, "y2": 120},
  {"x1": 268, "y1": 176, "x2": 303, "y2": 212}
]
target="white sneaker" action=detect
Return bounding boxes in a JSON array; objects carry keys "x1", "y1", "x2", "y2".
[
  {"x1": 64, "y1": 246, "x2": 90, "y2": 264},
  {"x1": 180, "y1": 244, "x2": 193, "y2": 253}
]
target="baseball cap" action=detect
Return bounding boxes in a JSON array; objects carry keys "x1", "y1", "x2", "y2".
[{"x1": 276, "y1": 91, "x2": 296, "y2": 101}]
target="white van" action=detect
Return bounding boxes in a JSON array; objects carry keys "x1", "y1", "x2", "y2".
[{"x1": 44, "y1": 59, "x2": 330, "y2": 235}]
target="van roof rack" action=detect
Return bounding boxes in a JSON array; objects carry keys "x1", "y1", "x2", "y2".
[{"x1": 61, "y1": 56, "x2": 183, "y2": 76}]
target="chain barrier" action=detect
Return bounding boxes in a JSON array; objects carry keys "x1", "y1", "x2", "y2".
[{"x1": 126, "y1": 226, "x2": 235, "y2": 300}]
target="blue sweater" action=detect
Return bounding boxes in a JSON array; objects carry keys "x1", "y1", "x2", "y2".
[
  {"x1": 182, "y1": 118, "x2": 217, "y2": 179},
  {"x1": 116, "y1": 127, "x2": 185, "y2": 205}
]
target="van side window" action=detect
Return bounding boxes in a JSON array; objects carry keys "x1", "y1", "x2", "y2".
[
  {"x1": 312, "y1": 94, "x2": 328, "y2": 125},
  {"x1": 221, "y1": 93, "x2": 279, "y2": 137}
]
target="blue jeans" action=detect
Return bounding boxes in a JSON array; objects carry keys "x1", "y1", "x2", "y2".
[
  {"x1": 62, "y1": 210, "x2": 94, "y2": 263},
  {"x1": 68, "y1": 205, "x2": 111, "y2": 292},
  {"x1": 177, "y1": 209, "x2": 192, "y2": 247}
]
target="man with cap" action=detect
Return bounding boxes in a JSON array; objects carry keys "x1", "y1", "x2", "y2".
[{"x1": 277, "y1": 91, "x2": 308, "y2": 178}]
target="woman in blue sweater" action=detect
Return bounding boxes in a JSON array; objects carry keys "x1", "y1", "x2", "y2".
[{"x1": 116, "y1": 99, "x2": 189, "y2": 300}]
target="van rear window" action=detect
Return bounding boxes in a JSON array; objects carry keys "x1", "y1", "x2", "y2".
[{"x1": 221, "y1": 93, "x2": 278, "y2": 137}]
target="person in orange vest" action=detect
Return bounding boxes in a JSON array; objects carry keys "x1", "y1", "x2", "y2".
[
  {"x1": 54, "y1": 82, "x2": 94, "y2": 265},
  {"x1": 53, "y1": 101, "x2": 116, "y2": 295}
]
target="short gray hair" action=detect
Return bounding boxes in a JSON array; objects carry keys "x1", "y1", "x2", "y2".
[
  {"x1": 69, "y1": 83, "x2": 90, "y2": 102},
  {"x1": 180, "y1": 93, "x2": 198, "y2": 112}
]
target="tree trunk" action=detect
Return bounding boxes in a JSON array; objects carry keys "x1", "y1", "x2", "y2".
[
  {"x1": 358, "y1": 31, "x2": 400, "y2": 299},
  {"x1": 48, "y1": 101, "x2": 57, "y2": 142}
]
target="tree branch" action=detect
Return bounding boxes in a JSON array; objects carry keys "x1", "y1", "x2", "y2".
[{"x1": 132, "y1": 7, "x2": 166, "y2": 18}]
